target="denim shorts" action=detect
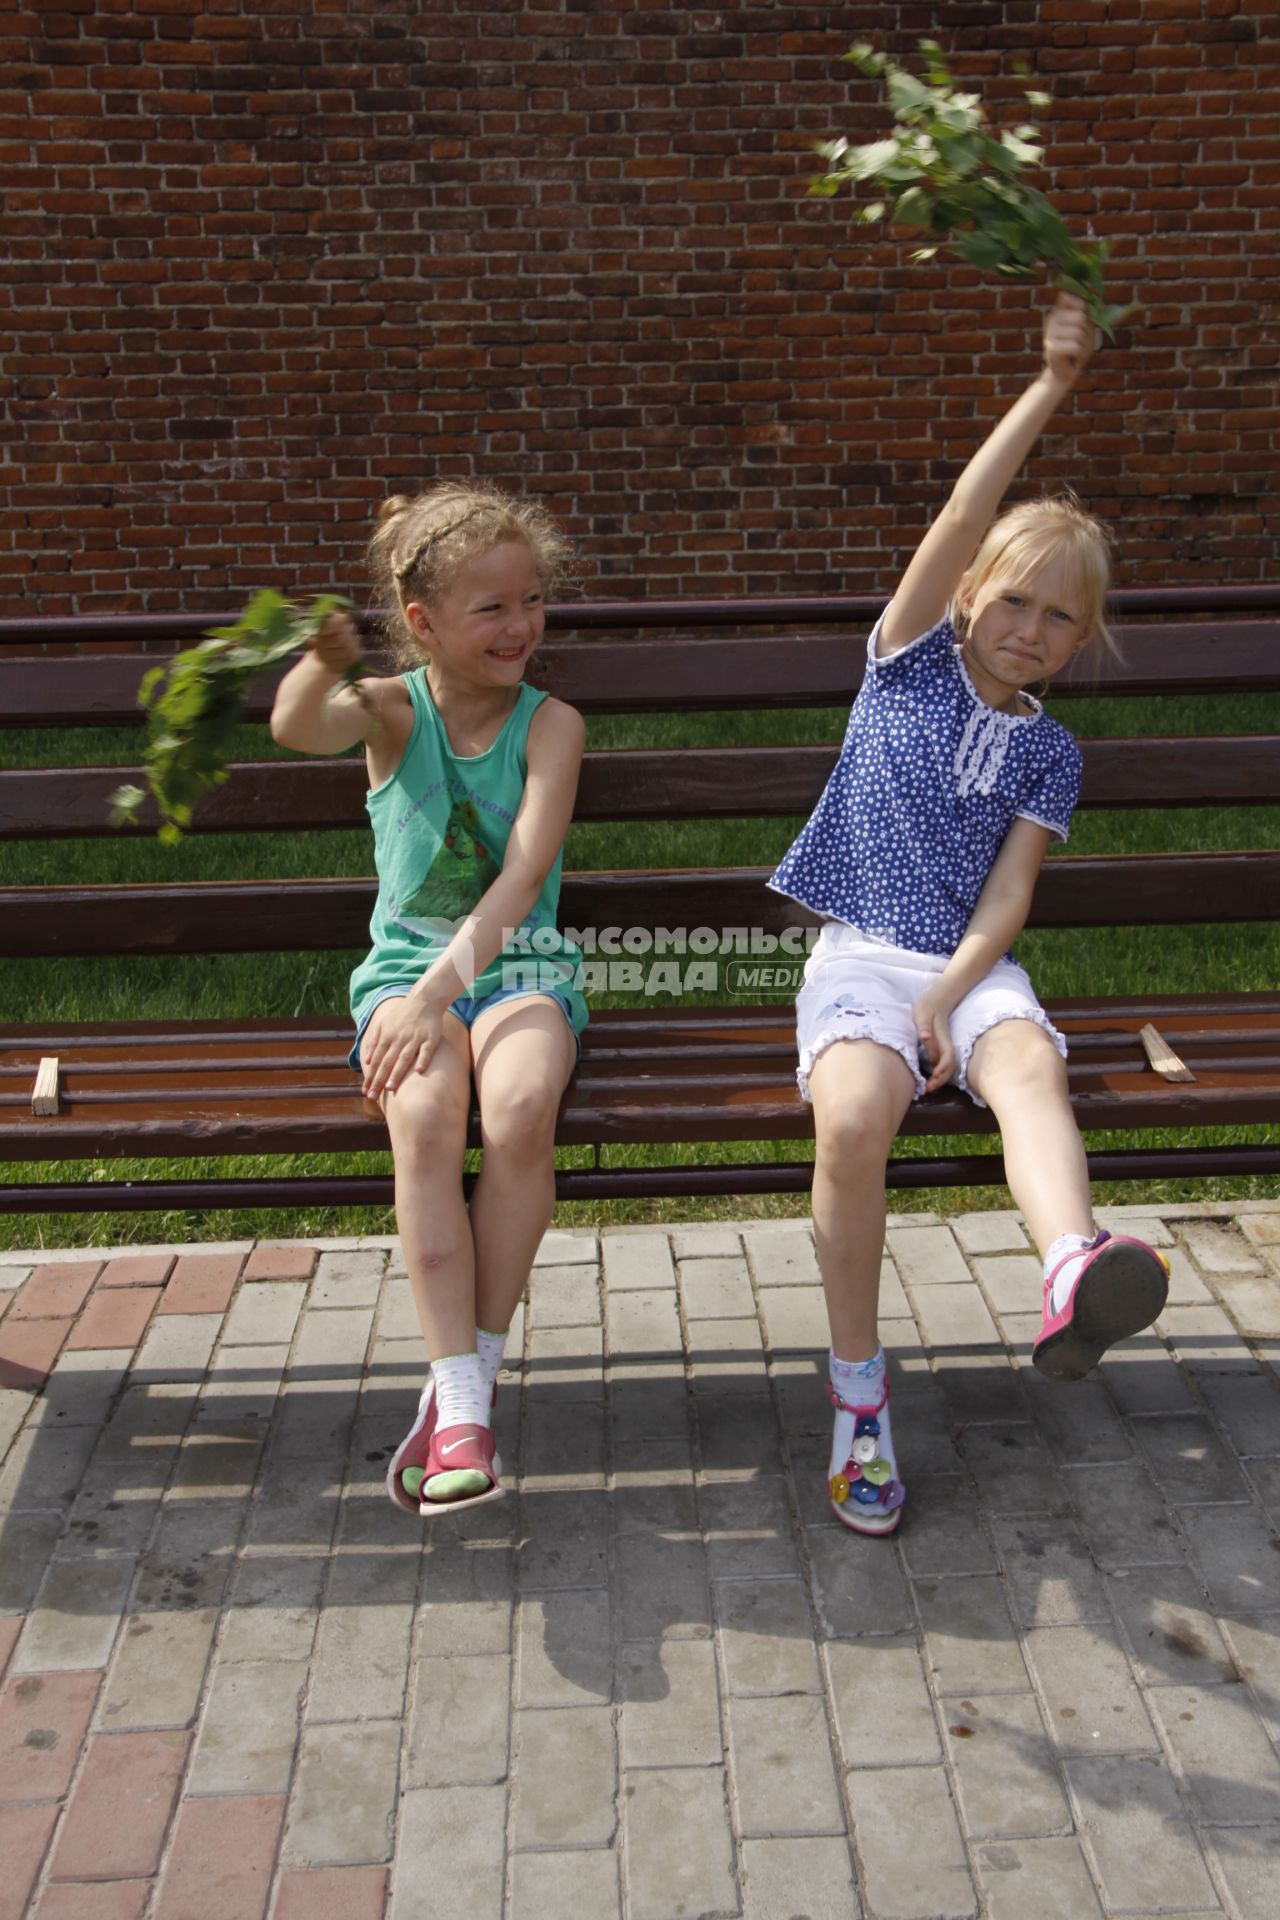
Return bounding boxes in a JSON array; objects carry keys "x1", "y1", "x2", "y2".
[{"x1": 349, "y1": 981, "x2": 580, "y2": 1073}]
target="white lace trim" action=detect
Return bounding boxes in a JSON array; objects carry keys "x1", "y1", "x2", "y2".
[
  {"x1": 796, "y1": 1011, "x2": 925, "y2": 1103},
  {"x1": 954, "y1": 1004, "x2": 1067, "y2": 1108},
  {"x1": 954, "y1": 705, "x2": 1013, "y2": 797}
]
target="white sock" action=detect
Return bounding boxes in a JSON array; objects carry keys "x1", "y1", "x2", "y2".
[
  {"x1": 476, "y1": 1326, "x2": 508, "y2": 1391},
  {"x1": 1046, "y1": 1231, "x2": 1100, "y2": 1315},
  {"x1": 429, "y1": 1351, "x2": 491, "y2": 1429},
  {"x1": 829, "y1": 1346, "x2": 897, "y2": 1496}
]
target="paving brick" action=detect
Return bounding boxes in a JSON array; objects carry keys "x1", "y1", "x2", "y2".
[
  {"x1": 158, "y1": 1254, "x2": 243, "y2": 1317},
  {"x1": 717, "y1": 1577, "x2": 821, "y2": 1698},
  {"x1": 1105, "y1": 1563, "x2": 1239, "y2": 1687},
  {"x1": 242, "y1": 1243, "x2": 319, "y2": 1282},
  {"x1": 13, "y1": 1553, "x2": 136, "y2": 1674},
  {"x1": 416, "y1": 1523, "x2": 515, "y2": 1658},
  {"x1": 306, "y1": 1552, "x2": 417, "y2": 1723},
  {"x1": 898, "y1": 1477, "x2": 998, "y2": 1578},
  {"x1": 516, "y1": 1487, "x2": 609, "y2": 1589},
  {"x1": 619, "y1": 1637, "x2": 722, "y2": 1770},
  {"x1": 0, "y1": 1420, "x2": 101, "y2": 1514},
  {"x1": 1009, "y1": 1345, "x2": 1135, "y2": 1466},
  {"x1": 152, "y1": 1792, "x2": 284, "y2": 1920},
  {"x1": 971, "y1": 1253, "x2": 1043, "y2": 1314},
  {"x1": 0, "y1": 1318, "x2": 72, "y2": 1391},
  {"x1": 974, "y1": 1837, "x2": 1104, "y2": 1920},
  {"x1": 219, "y1": 1554, "x2": 326, "y2": 1664},
  {"x1": 0, "y1": 1514, "x2": 63, "y2": 1612},
  {"x1": 27, "y1": 1345, "x2": 132, "y2": 1429},
  {"x1": 50, "y1": 1728, "x2": 188, "y2": 1880},
  {"x1": 605, "y1": 1287, "x2": 680, "y2": 1357},
  {"x1": 220, "y1": 1282, "x2": 306, "y2": 1347},
  {"x1": 827, "y1": 1634, "x2": 940, "y2": 1768},
  {"x1": 134, "y1": 1499, "x2": 240, "y2": 1612},
  {"x1": 952, "y1": 1212, "x2": 1029, "y2": 1255},
  {"x1": 697, "y1": 1387, "x2": 785, "y2": 1482},
  {"x1": 272, "y1": 1867, "x2": 389, "y2": 1920},
  {"x1": 130, "y1": 1315, "x2": 221, "y2": 1388},
  {"x1": 1060, "y1": 1460, "x2": 1185, "y2": 1570},
  {"x1": 189, "y1": 1658, "x2": 306, "y2": 1795},
  {"x1": 623, "y1": 1767, "x2": 735, "y2": 1920},
  {"x1": 1160, "y1": 1301, "x2": 1256, "y2": 1372},
  {"x1": 702, "y1": 1475, "x2": 798, "y2": 1579},
  {"x1": 847, "y1": 1765, "x2": 976, "y2": 1920},
  {"x1": 10, "y1": 1263, "x2": 101, "y2": 1322},
  {"x1": 511, "y1": 1703, "x2": 615, "y2": 1848},
  {"x1": 1097, "y1": 1335, "x2": 1196, "y2": 1416},
  {"x1": 1210, "y1": 1269, "x2": 1280, "y2": 1337},
  {"x1": 1023, "y1": 1622, "x2": 1159, "y2": 1754},
  {"x1": 526, "y1": 1263, "x2": 601, "y2": 1329},
  {"x1": 509, "y1": 1850, "x2": 621, "y2": 1919},
  {"x1": 671, "y1": 1225, "x2": 743, "y2": 1260},
  {"x1": 1195, "y1": 1369, "x2": 1280, "y2": 1458},
  {"x1": 1179, "y1": 1219, "x2": 1265, "y2": 1274},
  {"x1": 0, "y1": 1669, "x2": 100, "y2": 1800},
  {"x1": 602, "y1": 1232, "x2": 675, "y2": 1292},
  {"x1": 990, "y1": 1516, "x2": 1109, "y2": 1627},
  {"x1": 744, "y1": 1225, "x2": 821, "y2": 1288},
  {"x1": 0, "y1": 1801, "x2": 60, "y2": 1920},
  {"x1": 888, "y1": 1224, "x2": 973, "y2": 1287},
  {"x1": 1205, "y1": 1823, "x2": 1280, "y2": 1920},
  {"x1": 31, "y1": 1878, "x2": 151, "y2": 1920},
  {"x1": 1221, "y1": 1613, "x2": 1280, "y2": 1744},
  {"x1": 309, "y1": 1249, "x2": 385, "y2": 1311},
  {"x1": 1181, "y1": 1502, "x2": 1280, "y2": 1612},
  {"x1": 688, "y1": 1313, "x2": 769, "y2": 1388},
  {"x1": 1132, "y1": 1410, "x2": 1252, "y2": 1505},
  {"x1": 1066, "y1": 1753, "x2": 1217, "y2": 1911},
  {"x1": 757, "y1": 1284, "x2": 830, "y2": 1352},
  {"x1": 99, "y1": 1609, "x2": 219, "y2": 1730},
  {"x1": 65, "y1": 1286, "x2": 161, "y2": 1353},
  {"x1": 517, "y1": 1588, "x2": 611, "y2": 1707},
  {"x1": 912, "y1": 1283, "x2": 1024, "y2": 1423},
  {"x1": 740, "y1": 1836, "x2": 860, "y2": 1920},
  {"x1": 677, "y1": 1255, "x2": 753, "y2": 1319},
  {"x1": 615, "y1": 1531, "x2": 710, "y2": 1641},
  {"x1": 728, "y1": 1692, "x2": 844, "y2": 1837},
  {"x1": 98, "y1": 1253, "x2": 176, "y2": 1290},
  {"x1": 533, "y1": 1227, "x2": 598, "y2": 1267},
  {"x1": 0, "y1": 1617, "x2": 19, "y2": 1681},
  {"x1": 406, "y1": 1651, "x2": 510, "y2": 1787},
  {"x1": 945, "y1": 1694, "x2": 1071, "y2": 1840},
  {"x1": 1149, "y1": 1682, "x2": 1280, "y2": 1823},
  {"x1": 390, "y1": 1786, "x2": 505, "y2": 1920},
  {"x1": 959, "y1": 1421, "x2": 1066, "y2": 1513},
  {"x1": 915, "y1": 1575, "x2": 1028, "y2": 1696},
  {"x1": 284, "y1": 1721, "x2": 400, "y2": 1866},
  {"x1": 1162, "y1": 1245, "x2": 1216, "y2": 1305}
]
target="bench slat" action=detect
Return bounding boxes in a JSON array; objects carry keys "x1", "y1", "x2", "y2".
[
  {"x1": 2, "y1": 852, "x2": 1277, "y2": 958},
  {"x1": 6, "y1": 735, "x2": 1279, "y2": 839},
  {"x1": 6, "y1": 623, "x2": 1280, "y2": 726}
]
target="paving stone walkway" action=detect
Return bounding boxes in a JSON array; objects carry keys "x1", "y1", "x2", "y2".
[{"x1": 1, "y1": 1202, "x2": 1278, "y2": 1919}]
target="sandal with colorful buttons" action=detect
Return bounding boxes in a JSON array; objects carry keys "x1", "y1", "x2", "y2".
[{"x1": 827, "y1": 1378, "x2": 905, "y2": 1536}]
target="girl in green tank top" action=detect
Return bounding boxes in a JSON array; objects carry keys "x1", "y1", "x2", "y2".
[{"x1": 270, "y1": 481, "x2": 587, "y2": 1519}]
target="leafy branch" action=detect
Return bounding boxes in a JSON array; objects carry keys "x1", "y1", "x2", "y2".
[
  {"x1": 812, "y1": 39, "x2": 1135, "y2": 338},
  {"x1": 108, "y1": 589, "x2": 363, "y2": 843}
]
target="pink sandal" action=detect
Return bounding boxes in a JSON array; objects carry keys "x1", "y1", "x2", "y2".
[
  {"x1": 386, "y1": 1378, "x2": 500, "y2": 1514},
  {"x1": 1032, "y1": 1231, "x2": 1169, "y2": 1382},
  {"x1": 827, "y1": 1379, "x2": 905, "y2": 1536}
]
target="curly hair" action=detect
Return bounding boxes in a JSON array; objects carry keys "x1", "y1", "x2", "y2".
[{"x1": 367, "y1": 481, "x2": 576, "y2": 667}]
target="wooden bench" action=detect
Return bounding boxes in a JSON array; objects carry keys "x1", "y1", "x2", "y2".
[{"x1": 2, "y1": 588, "x2": 1278, "y2": 1216}]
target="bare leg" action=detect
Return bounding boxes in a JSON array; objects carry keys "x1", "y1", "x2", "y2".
[
  {"x1": 965, "y1": 1020, "x2": 1093, "y2": 1256},
  {"x1": 469, "y1": 996, "x2": 578, "y2": 1337},
  {"x1": 809, "y1": 1039, "x2": 916, "y2": 1362},
  {"x1": 378, "y1": 1014, "x2": 476, "y2": 1359}
]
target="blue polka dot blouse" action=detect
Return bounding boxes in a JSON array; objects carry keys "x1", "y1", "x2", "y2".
[{"x1": 769, "y1": 613, "x2": 1083, "y2": 958}]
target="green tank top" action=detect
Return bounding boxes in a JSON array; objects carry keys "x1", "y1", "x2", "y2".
[{"x1": 349, "y1": 670, "x2": 587, "y2": 1034}]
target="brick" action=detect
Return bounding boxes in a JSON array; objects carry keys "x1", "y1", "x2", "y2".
[
  {"x1": 1181, "y1": 1502, "x2": 1280, "y2": 1611},
  {"x1": 1150, "y1": 1683, "x2": 1280, "y2": 1822},
  {"x1": 511, "y1": 1704, "x2": 615, "y2": 1848},
  {"x1": 677, "y1": 1255, "x2": 753, "y2": 1318},
  {"x1": 13, "y1": 1554, "x2": 136, "y2": 1675},
  {"x1": 990, "y1": 1516, "x2": 1110, "y2": 1627},
  {"x1": 615, "y1": 1531, "x2": 710, "y2": 1641},
  {"x1": 601, "y1": 1232, "x2": 675, "y2": 1292},
  {"x1": 406, "y1": 1652, "x2": 510, "y2": 1787},
  {"x1": 728, "y1": 1692, "x2": 844, "y2": 1838},
  {"x1": 0, "y1": 1420, "x2": 100, "y2": 1514},
  {"x1": 945, "y1": 1694, "x2": 1071, "y2": 1840},
  {"x1": 757, "y1": 1284, "x2": 830, "y2": 1352},
  {"x1": 0, "y1": 1618, "x2": 19, "y2": 1682},
  {"x1": 619, "y1": 1637, "x2": 722, "y2": 1770},
  {"x1": 28, "y1": 1345, "x2": 132, "y2": 1429},
  {"x1": 0, "y1": 1802, "x2": 60, "y2": 1920},
  {"x1": 916, "y1": 1575, "x2": 1028, "y2": 1696},
  {"x1": 98, "y1": 1254, "x2": 175, "y2": 1289},
  {"x1": 509, "y1": 1851, "x2": 621, "y2": 1918},
  {"x1": 284, "y1": 1722, "x2": 400, "y2": 1867},
  {"x1": 305, "y1": 1551, "x2": 417, "y2": 1723},
  {"x1": 0, "y1": 1670, "x2": 100, "y2": 1801},
  {"x1": 1024, "y1": 1622, "x2": 1159, "y2": 1754},
  {"x1": 670, "y1": 1226, "x2": 743, "y2": 1260},
  {"x1": 390, "y1": 1787, "x2": 504, "y2": 1920},
  {"x1": 1179, "y1": 1219, "x2": 1265, "y2": 1273},
  {"x1": 718, "y1": 1577, "x2": 821, "y2": 1698},
  {"x1": 952, "y1": 1211, "x2": 1029, "y2": 1254},
  {"x1": 0, "y1": 1318, "x2": 72, "y2": 1391},
  {"x1": 623, "y1": 1768, "x2": 735, "y2": 1920},
  {"x1": 99, "y1": 1609, "x2": 219, "y2": 1730},
  {"x1": 702, "y1": 1475, "x2": 797, "y2": 1579},
  {"x1": 10, "y1": 1263, "x2": 101, "y2": 1321},
  {"x1": 189, "y1": 1659, "x2": 306, "y2": 1795},
  {"x1": 887, "y1": 1225, "x2": 973, "y2": 1287},
  {"x1": 308, "y1": 1249, "x2": 385, "y2": 1310},
  {"x1": 50, "y1": 1729, "x2": 188, "y2": 1880},
  {"x1": 65, "y1": 1285, "x2": 161, "y2": 1351},
  {"x1": 975, "y1": 1837, "x2": 1108, "y2": 1920},
  {"x1": 847, "y1": 1766, "x2": 976, "y2": 1919},
  {"x1": 527, "y1": 1262, "x2": 601, "y2": 1327},
  {"x1": 32, "y1": 1885, "x2": 150, "y2": 1920},
  {"x1": 828, "y1": 1635, "x2": 940, "y2": 1769},
  {"x1": 1066, "y1": 1754, "x2": 1217, "y2": 1911},
  {"x1": 744, "y1": 1226, "x2": 820, "y2": 1288},
  {"x1": 219, "y1": 1554, "x2": 326, "y2": 1665},
  {"x1": 272, "y1": 1867, "x2": 389, "y2": 1920},
  {"x1": 220, "y1": 1282, "x2": 307, "y2": 1348},
  {"x1": 158, "y1": 1254, "x2": 242, "y2": 1317},
  {"x1": 517, "y1": 1588, "x2": 610, "y2": 1707},
  {"x1": 1205, "y1": 1823, "x2": 1280, "y2": 1920},
  {"x1": 152, "y1": 1793, "x2": 284, "y2": 1920},
  {"x1": 241, "y1": 1243, "x2": 318, "y2": 1281},
  {"x1": 739, "y1": 1837, "x2": 859, "y2": 1920}
]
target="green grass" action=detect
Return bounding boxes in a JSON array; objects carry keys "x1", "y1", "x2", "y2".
[{"x1": 3, "y1": 690, "x2": 1277, "y2": 1248}]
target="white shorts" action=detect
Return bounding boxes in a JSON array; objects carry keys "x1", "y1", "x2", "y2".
[{"x1": 794, "y1": 922, "x2": 1067, "y2": 1107}]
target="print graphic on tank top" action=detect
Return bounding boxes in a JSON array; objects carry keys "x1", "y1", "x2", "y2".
[{"x1": 390, "y1": 794, "x2": 497, "y2": 942}]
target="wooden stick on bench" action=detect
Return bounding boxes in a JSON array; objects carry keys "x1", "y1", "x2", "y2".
[
  {"x1": 1139, "y1": 1024, "x2": 1196, "y2": 1084},
  {"x1": 32, "y1": 1055, "x2": 61, "y2": 1115}
]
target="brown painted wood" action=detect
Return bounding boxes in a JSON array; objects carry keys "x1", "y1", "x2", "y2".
[{"x1": 6, "y1": 735, "x2": 1280, "y2": 839}]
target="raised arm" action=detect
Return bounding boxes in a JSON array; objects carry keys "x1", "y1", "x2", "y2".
[
  {"x1": 270, "y1": 610, "x2": 380, "y2": 756},
  {"x1": 878, "y1": 295, "x2": 1096, "y2": 657}
]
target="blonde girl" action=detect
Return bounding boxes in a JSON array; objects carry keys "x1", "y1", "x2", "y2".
[
  {"x1": 271, "y1": 482, "x2": 587, "y2": 1516},
  {"x1": 770, "y1": 295, "x2": 1168, "y2": 1537}
]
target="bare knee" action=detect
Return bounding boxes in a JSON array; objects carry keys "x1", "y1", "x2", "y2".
[
  {"x1": 969, "y1": 1021, "x2": 1067, "y2": 1108},
  {"x1": 386, "y1": 1079, "x2": 469, "y2": 1176},
  {"x1": 480, "y1": 1080, "x2": 561, "y2": 1157},
  {"x1": 814, "y1": 1097, "x2": 901, "y2": 1179}
]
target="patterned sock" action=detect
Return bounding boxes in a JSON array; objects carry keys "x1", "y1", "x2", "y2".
[
  {"x1": 1046, "y1": 1230, "x2": 1101, "y2": 1315},
  {"x1": 476, "y1": 1326, "x2": 508, "y2": 1392},
  {"x1": 429, "y1": 1350, "x2": 491, "y2": 1430},
  {"x1": 829, "y1": 1345, "x2": 897, "y2": 1502}
]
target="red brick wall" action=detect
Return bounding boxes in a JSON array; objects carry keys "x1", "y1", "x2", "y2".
[{"x1": 4, "y1": 0, "x2": 1277, "y2": 611}]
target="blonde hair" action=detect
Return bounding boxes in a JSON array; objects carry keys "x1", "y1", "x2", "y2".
[
  {"x1": 368, "y1": 480, "x2": 575, "y2": 665},
  {"x1": 953, "y1": 494, "x2": 1117, "y2": 665}
]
